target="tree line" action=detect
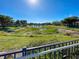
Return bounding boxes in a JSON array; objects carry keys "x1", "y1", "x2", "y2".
[
  {"x1": 53, "y1": 16, "x2": 79, "y2": 27},
  {"x1": 61, "y1": 16, "x2": 79, "y2": 27},
  {"x1": 0, "y1": 14, "x2": 79, "y2": 29},
  {"x1": 0, "y1": 15, "x2": 27, "y2": 29}
]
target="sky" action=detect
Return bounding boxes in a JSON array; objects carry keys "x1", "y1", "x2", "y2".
[{"x1": 0, "y1": 0, "x2": 79, "y2": 23}]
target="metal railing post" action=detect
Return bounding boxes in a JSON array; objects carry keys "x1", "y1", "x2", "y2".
[
  {"x1": 22, "y1": 48, "x2": 27, "y2": 56},
  {"x1": 4, "y1": 55, "x2": 7, "y2": 59}
]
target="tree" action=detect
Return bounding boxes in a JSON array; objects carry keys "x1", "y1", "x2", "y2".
[
  {"x1": 15, "y1": 20, "x2": 21, "y2": 27},
  {"x1": 20, "y1": 20, "x2": 27, "y2": 26},
  {"x1": 15, "y1": 20, "x2": 27, "y2": 27},
  {"x1": 62, "y1": 16, "x2": 79, "y2": 27},
  {"x1": 52, "y1": 21, "x2": 61, "y2": 26},
  {"x1": 0, "y1": 15, "x2": 13, "y2": 29}
]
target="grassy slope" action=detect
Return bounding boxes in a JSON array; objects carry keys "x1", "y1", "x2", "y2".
[{"x1": 0, "y1": 26, "x2": 78, "y2": 51}]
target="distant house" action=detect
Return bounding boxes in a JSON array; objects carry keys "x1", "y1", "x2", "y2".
[
  {"x1": 75, "y1": 21, "x2": 79, "y2": 24},
  {"x1": 69, "y1": 20, "x2": 79, "y2": 28}
]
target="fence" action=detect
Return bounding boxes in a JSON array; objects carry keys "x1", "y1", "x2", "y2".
[
  {"x1": 0, "y1": 39, "x2": 79, "y2": 59},
  {"x1": 17, "y1": 43, "x2": 79, "y2": 59}
]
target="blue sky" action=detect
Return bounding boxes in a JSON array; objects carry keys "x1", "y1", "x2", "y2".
[{"x1": 0, "y1": 0, "x2": 79, "y2": 23}]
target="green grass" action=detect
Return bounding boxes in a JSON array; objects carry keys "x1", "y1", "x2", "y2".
[
  {"x1": 41, "y1": 28, "x2": 58, "y2": 34},
  {"x1": 0, "y1": 33, "x2": 76, "y2": 51},
  {"x1": 0, "y1": 26, "x2": 79, "y2": 52}
]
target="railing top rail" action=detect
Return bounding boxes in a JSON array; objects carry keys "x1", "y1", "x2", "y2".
[
  {"x1": 16, "y1": 43, "x2": 79, "y2": 59},
  {"x1": 0, "y1": 50, "x2": 22, "y2": 56},
  {"x1": 27, "y1": 39, "x2": 79, "y2": 50}
]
